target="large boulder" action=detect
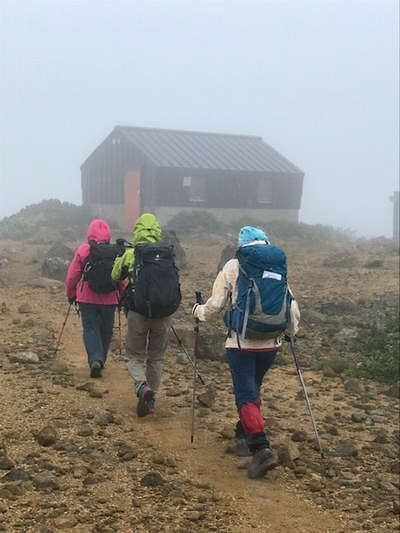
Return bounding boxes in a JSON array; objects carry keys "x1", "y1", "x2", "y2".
[
  {"x1": 41, "y1": 243, "x2": 74, "y2": 281},
  {"x1": 217, "y1": 243, "x2": 236, "y2": 273},
  {"x1": 163, "y1": 230, "x2": 186, "y2": 269}
]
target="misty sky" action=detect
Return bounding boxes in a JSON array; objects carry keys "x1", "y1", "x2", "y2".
[{"x1": 1, "y1": 0, "x2": 399, "y2": 237}]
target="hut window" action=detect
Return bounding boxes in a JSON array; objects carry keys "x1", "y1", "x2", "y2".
[
  {"x1": 189, "y1": 177, "x2": 205, "y2": 202},
  {"x1": 258, "y1": 179, "x2": 273, "y2": 204},
  {"x1": 183, "y1": 176, "x2": 205, "y2": 202}
]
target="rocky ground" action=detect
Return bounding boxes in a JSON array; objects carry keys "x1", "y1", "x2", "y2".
[{"x1": 0, "y1": 236, "x2": 399, "y2": 533}]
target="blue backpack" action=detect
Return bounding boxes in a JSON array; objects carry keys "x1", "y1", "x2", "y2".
[{"x1": 225, "y1": 244, "x2": 290, "y2": 341}]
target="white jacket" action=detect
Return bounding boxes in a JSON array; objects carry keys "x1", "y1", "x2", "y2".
[{"x1": 194, "y1": 244, "x2": 300, "y2": 350}]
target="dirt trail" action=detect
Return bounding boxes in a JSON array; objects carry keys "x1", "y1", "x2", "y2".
[{"x1": 62, "y1": 316, "x2": 345, "y2": 533}]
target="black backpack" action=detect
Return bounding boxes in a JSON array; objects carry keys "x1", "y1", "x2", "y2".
[
  {"x1": 83, "y1": 242, "x2": 118, "y2": 293},
  {"x1": 127, "y1": 242, "x2": 181, "y2": 318}
]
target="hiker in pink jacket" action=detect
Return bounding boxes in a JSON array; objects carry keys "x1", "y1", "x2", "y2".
[{"x1": 65, "y1": 219, "x2": 124, "y2": 378}]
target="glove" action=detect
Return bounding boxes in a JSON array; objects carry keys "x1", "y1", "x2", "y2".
[
  {"x1": 68, "y1": 297, "x2": 76, "y2": 304},
  {"x1": 192, "y1": 303, "x2": 200, "y2": 316}
]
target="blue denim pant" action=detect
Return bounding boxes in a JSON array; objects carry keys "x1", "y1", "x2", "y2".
[
  {"x1": 79, "y1": 303, "x2": 116, "y2": 366},
  {"x1": 227, "y1": 348, "x2": 277, "y2": 408}
]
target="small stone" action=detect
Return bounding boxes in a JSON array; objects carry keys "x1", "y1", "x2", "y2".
[
  {"x1": 54, "y1": 515, "x2": 78, "y2": 529},
  {"x1": 8, "y1": 351, "x2": 40, "y2": 364},
  {"x1": 89, "y1": 389, "x2": 103, "y2": 398},
  {"x1": 82, "y1": 474, "x2": 106, "y2": 486},
  {"x1": 186, "y1": 510, "x2": 203, "y2": 521},
  {"x1": 0, "y1": 456, "x2": 14, "y2": 470},
  {"x1": 374, "y1": 430, "x2": 389, "y2": 444},
  {"x1": 18, "y1": 304, "x2": 32, "y2": 314},
  {"x1": 77, "y1": 425, "x2": 93, "y2": 437},
  {"x1": 197, "y1": 385, "x2": 216, "y2": 408},
  {"x1": 384, "y1": 383, "x2": 400, "y2": 398},
  {"x1": 344, "y1": 379, "x2": 364, "y2": 394},
  {"x1": 36, "y1": 425, "x2": 58, "y2": 447},
  {"x1": 140, "y1": 471, "x2": 165, "y2": 487},
  {"x1": 33, "y1": 471, "x2": 59, "y2": 491},
  {"x1": 96, "y1": 413, "x2": 115, "y2": 426},
  {"x1": 351, "y1": 413, "x2": 366, "y2": 423},
  {"x1": 277, "y1": 441, "x2": 300, "y2": 468},
  {"x1": 331, "y1": 440, "x2": 358, "y2": 457},
  {"x1": 2, "y1": 467, "x2": 30, "y2": 482},
  {"x1": 220, "y1": 425, "x2": 235, "y2": 440},
  {"x1": 152, "y1": 454, "x2": 176, "y2": 467},
  {"x1": 291, "y1": 430, "x2": 307, "y2": 442}
]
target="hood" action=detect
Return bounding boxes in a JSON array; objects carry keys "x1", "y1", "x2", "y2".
[
  {"x1": 132, "y1": 213, "x2": 162, "y2": 245},
  {"x1": 238, "y1": 226, "x2": 269, "y2": 247},
  {"x1": 87, "y1": 219, "x2": 111, "y2": 243}
]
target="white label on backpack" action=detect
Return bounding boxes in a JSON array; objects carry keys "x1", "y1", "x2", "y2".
[{"x1": 262, "y1": 271, "x2": 282, "y2": 281}]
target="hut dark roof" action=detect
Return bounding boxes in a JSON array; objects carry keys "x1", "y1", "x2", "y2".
[{"x1": 115, "y1": 126, "x2": 302, "y2": 173}]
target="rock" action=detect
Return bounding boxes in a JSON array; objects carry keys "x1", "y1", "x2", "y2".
[
  {"x1": 331, "y1": 440, "x2": 358, "y2": 457},
  {"x1": 186, "y1": 510, "x2": 204, "y2": 521},
  {"x1": 323, "y1": 252, "x2": 358, "y2": 268},
  {"x1": 351, "y1": 412, "x2": 366, "y2": 423},
  {"x1": 8, "y1": 351, "x2": 40, "y2": 364},
  {"x1": 41, "y1": 243, "x2": 74, "y2": 282},
  {"x1": 291, "y1": 430, "x2": 307, "y2": 442},
  {"x1": 77, "y1": 425, "x2": 93, "y2": 437},
  {"x1": 384, "y1": 383, "x2": 400, "y2": 398},
  {"x1": 277, "y1": 441, "x2": 300, "y2": 468},
  {"x1": 197, "y1": 385, "x2": 216, "y2": 408},
  {"x1": 220, "y1": 425, "x2": 235, "y2": 440},
  {"x1": 334, "y1": 328, "x2": 358, "y2": 342},
  {"x1": 323, "y1": 367, "x2": 337, "y2": 378},
  {"x1": 0, "y1": 457, "x2": 14, "y2": 470},
  {"x1": 2, "y1": 467, "x2": 30, "y2": 482},
  {"x1": 33, "y1": 471, "x2": 59, "y2": 491},
  {"x1": 301, "y1": 309, "x2": 327, "y2": 326},
  {"x1": 216, "y1": 243, "x2": 235, "y2": 273},
  {"x1": 82, "y1": 474, "x2": 106, "y2": 486},
  {"x1": 364, "y1": 259, "x2": 384, "y2": 268},
  {"x1": 374, "y1": 430, "x2": 389, "y2": 444},
  {"x1": 162, "y1": 230, "x2": 186, "y2": 269},
  {"x1": 140, "y1": 471, "x2": 165, "y2": 487},
  {"x1": 18, "y1": 304, "x2": 32, "y2": 314},
  {"x1": 29, "y1": 278, "x2": 63, "y2": 289},
  {"x1": 96, "y1": 413, "x2": 115, "y2": 426},
  {"x1": 320, "y1": 298, "x2": 358, "y2": 315},
  {"x1": 344, "y1": 379, "x2": 364, "y2": 394},
  {"x1": 89, "y1": 388, "x2": 103, "y2": 398},
  {"x1": 36, "y1": 425, "x2": 58, "y2": 447},
  {"x1": 54, "y1": 515, "x2": 78, "y2": 529},
  {"x1": 117, "y1": 444, "x2": 137, "y2": 462},
  {"x1": 152, "y1": 454, "x2": 176, "y2": 468}
]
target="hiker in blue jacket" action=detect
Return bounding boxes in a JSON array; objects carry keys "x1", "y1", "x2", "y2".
[{"x1": 193, "y1": 226, "x2": 300, "y2": 479}]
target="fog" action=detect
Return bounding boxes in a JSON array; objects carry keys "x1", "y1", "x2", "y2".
[{"x1": 1, "y1": 0, "x2": 398, "y2": 237}]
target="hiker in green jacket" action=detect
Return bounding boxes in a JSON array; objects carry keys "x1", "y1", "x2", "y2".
[{"x1": 112, "y1": 214, "x2": 173, "y2": 417}]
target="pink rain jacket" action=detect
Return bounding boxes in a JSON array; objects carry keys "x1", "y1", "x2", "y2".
[{"x1": 65, "y1": 219, "x2": 124, "y2": 305}]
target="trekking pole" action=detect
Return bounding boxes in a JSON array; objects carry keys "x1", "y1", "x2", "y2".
[
  {"x1": 191, "y1": 291, "x2": 203, "y2": 444},
  {"x1": 54, "y1": 304, "x2": 72, "y2": 355},
  {"x1": 118, "y1": 308, "x2": 122, "y2": 357},
  {"x1": 170, "y1": 325, "x2": 205, "y2": 385},
  {"x1": 288, "y1": 335, "x2": 324, "y2": 460}
]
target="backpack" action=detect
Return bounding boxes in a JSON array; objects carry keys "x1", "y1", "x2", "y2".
[
  {"x1": 83, "y1": 242, "x2": 118, "y2": 293},
  {"x1": 224, "y1": 244, "x2": 290, "y2": 340},
  {"x1": 126, "y1": 242, "x2": 181, "y2": 318}
]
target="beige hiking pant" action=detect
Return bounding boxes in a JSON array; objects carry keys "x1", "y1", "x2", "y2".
[{"x1": 125, "y1": 311, "x2": 171, "y2": 392}]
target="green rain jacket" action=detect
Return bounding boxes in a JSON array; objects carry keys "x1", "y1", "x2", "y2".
[{"x1": 111, "y1": 213, "x2": 162, "y2": 282}]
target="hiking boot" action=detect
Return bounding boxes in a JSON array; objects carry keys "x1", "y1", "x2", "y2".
[
  {"x1": 90, "y1": 361, "x2": 102, "y2": 378},
  {"x1": 247, "y1": 447, "x2": 278, "y2": 479},
  {"x1": 231, "y1": 437, "x2": 252, "y2": 457},
  {"x1": 136, "y1": 383, "x2": 155, "y2": 418}
]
